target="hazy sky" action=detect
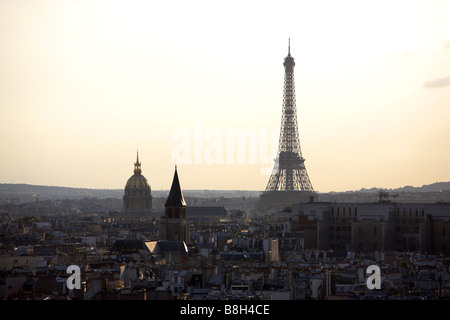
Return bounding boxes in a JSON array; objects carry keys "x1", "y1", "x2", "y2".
[{"x1": 1, "y1": 0, "x2": 449, "y2": 193}]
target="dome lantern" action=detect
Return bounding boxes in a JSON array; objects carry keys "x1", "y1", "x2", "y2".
[{"x1": 134, "y1": 150, "x2": 142, "y2": 175}]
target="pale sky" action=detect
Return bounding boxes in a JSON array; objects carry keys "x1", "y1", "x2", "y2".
[{"x1": 1, "y1": 0, "x2": 449, "y2": 193}]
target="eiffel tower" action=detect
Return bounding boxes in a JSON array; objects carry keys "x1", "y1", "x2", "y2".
[{"x1": 257, "y1": 40, "x2": 317, "y2": 212}]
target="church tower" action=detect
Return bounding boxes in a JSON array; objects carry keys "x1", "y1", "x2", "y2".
[{"x1": 159, "y1": 166, "x2": 190, "y2": 244}]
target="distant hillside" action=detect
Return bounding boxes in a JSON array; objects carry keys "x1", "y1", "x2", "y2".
[
  {"x1": 1, "y1": 182, "x2": 449, "y2": 203},
  {"x1": 0, "y1": 183, "x2": 123, "y2": 202},
  {"x1": 0, "y1": 183, "x2": 262, "y2": 202},
  {"x1": 359, "y1": 182, "x2": 450, "y2": 193},
  {"x1": 393, "y1": 182, "x2": 450, "y2": 192}
]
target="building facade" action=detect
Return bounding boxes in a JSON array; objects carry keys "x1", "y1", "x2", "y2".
[{"x1": 288, "y1": 200, "x2": 450, "y2": 254}]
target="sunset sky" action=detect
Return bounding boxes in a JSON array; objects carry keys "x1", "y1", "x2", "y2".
[{"x1": 1, "y1": 0, "x2": 449, "y2": 193}]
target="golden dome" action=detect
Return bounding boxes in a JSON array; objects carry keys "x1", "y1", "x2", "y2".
[
  {"x1": 124, "y1": 151, "x2": 151, "y2": 191},
  {"x1": 123, "y1": 152, "x2": 153, "y2": 215},
  {"x1": 125, "y1": 174, "x2": 151, "y2": 190}
]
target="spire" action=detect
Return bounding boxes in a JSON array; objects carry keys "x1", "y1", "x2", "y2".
[
  {"x1": 288, "y1": 38, "x2": 290, "y2": 56},
  {"x1": 134, "y1": 150, "x2": 142, "y2": 175},
  {"x1": 284, "y1": 38, "x2": 295, "y2": 69},
  {"x1": 165, "y1": 166, "x2": 186, "y2": 207}
]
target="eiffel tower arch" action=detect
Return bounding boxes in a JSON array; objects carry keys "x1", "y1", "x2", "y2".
[{"x1": 257, "y1": 40, "x2": 318, "y2": 213}]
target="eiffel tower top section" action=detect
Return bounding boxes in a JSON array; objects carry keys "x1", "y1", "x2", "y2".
[
  {"x1": 284, "y1": 38, "x2": 295, "y2": 70},
  {"x1": 264, "y1": 39, "x2": 314, "y2": 192}
]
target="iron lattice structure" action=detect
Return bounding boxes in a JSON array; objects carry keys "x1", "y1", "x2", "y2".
[{"x1": 265, "y1": 42, "x2": 314, "y2": 192}]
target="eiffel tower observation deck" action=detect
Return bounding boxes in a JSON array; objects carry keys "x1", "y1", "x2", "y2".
[{"x1": 257, "y1": 40, "x2": 318, "y2": 213}]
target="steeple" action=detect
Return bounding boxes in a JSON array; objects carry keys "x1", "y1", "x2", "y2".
[
  {"x1": 288, "y1": 38, "x2": 291, "y2": 56},
  {"x1": 165, "y1": 166, "x2": 186, "y2": 207},
  {"x1": 134, "y1": 150, "x2": 142, "y2": 175},
  {"x1": 160, "y1": 165, "x2": 190, "y2": 244}
]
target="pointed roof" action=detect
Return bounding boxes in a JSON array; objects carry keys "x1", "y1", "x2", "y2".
[{"x1": 165, "y1": 166, "x2": 186, "y2": 207}]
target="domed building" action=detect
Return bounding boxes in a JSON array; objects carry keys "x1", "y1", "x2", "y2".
[{"x1": 123, "y1": 152, "x2": 152, "y2": 215}]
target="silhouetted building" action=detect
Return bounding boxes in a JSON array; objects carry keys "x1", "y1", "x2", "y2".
[
  {"x1": 186, "y1": 206, "x2": 228, "y2": 224},
  {"x1": 159, "y1": 166, "x2": 190, "y2": 244},
  {"x1": 111, "y1": 239, "x2": 146, "y2": 254},
  {"x1": 289, "y1": 200, "x2": 450, "y2": 255},
  {"x1": 123, "y1": 152, "x2": 153, "y2": 216}
]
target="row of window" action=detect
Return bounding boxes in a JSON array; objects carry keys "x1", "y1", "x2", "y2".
[
  {"x1": 329, "y1": 226, "x2": 351, "y2": 232},
  {"x1": 125, "y1": 201, "x2": 151, "y2": 209},
  {"x1": 329, "y1": 226, "x2": 378, "y2": 236},
  {"x1": 330, "y1": 207, "x2": 358, "y2": 217},
  {"x1": 396, "y1": 208, "x2": 425, "y2": 217},
  {"x1": 329, "y1": 207, "x2": 427, "y2": 218},
  {"x1": 125, "y1": 190, "x2": 151, "y2": 196},
  {"x1": 330, "y1": 234, "x2": 351, "y2": 240},
  {"x1": 329, "y1": 226, "x2": 448, "y2": 237}
]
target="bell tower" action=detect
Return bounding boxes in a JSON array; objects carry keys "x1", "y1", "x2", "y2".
[{"x1": 159, "y1": 166, "x2": 190, "y2": 244}]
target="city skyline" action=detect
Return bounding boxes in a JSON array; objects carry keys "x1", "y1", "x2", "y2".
[{"x1": 1, "y1": 0, "x2": 450, "y2": 193}]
